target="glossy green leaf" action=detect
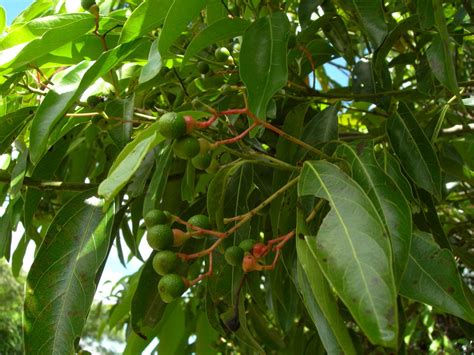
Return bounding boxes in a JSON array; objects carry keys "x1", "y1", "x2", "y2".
[
  {"x1": 0, "y1": 13, "x2": 92, "y2": 50},
  {"x1": 416, "y1": 0, "x2": 435, "y2": 29},
  {"x1": 400, "y1": 231, "x2": 474, "y2": 323},
  {"x1": 158, "y1": 0, "x2": 209, "y2": 56},
  {"x1": 119, "y1": 0, "x2": 173, "y2": 44},
  {"x1": 386, "y1": 103, "x2": 442, "y2": 198},
  {"x1": 181, "y1": 159, "x2": 196, "y2": 202},
  {"x1": 0, "y1": 107, "x2": 35, "y2": 154},
  {"x1": 296, "y1": 217, "x2": 356, "y2": 355},
  {"x1": 298, "y1": 160, "x2": 398, "y2": 348},
  {"x1": 0, "y1": 202, "x2": 13, "y2": 260},
  {"x1": 183, "y1": 18, "x2": 250, "y2": 64},
  {"x1": 0, "y1": 14, "x2": 95, "y2": 71},
  {"x1": 426, "y1": 34, "x2": 458, "y2": 94},
  {"x1": 24, "y1": 191, "x2": 115, "y2": 354},
  {"x1": 139, "y1": 37, "x2": 162, "y2": 84},
  {"x1": 29, "y1": 41, "x2": 140, "y2": 164},
  {"x1": 240, "y1": 12, "x2": 290, "y2": 119},
  {"x1": 98, "y1": 121, "x2": 164, "y2": 201},
  {"x1": 336, "y1": 144, "x2": 412, "y2": 287},
  {"x1": 351, "y1": 0, "x2": 388, "y2": 49},
  {"x1": 105, "y1": 97, "x2": 134, "y2": 149}
]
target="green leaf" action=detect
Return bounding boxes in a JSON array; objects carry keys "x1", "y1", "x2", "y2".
[
  {"x1": 296, "y1": 217, "x2": 356, "y2": 355},
  {"x1": 416, "y1": 0, "x2": 435, "y2": 29},
  {"x1": 386, "y1": 103, "x2": 442, "y2": 198},
  {"x1": 374, "y1": 16, "x2": 418, "y2": 77},
  {"x1": 298, "y1": 160, "x2": 398, "y2": 348},
  {"x1": 0, "y1": 202, "x2": 13, "y2": 260},
  {"x1": 98, "y1": 121, "x2": 164, "y2": 201},
  {"x1": 0, "y1": 107, "x2": 35, "y2": 154},
  {"x1": 139, "y1": 37, "x2": 162, "y2": 84},
  {"x1": 183, "y1": 18, "x2": 250, "y2": 64},
  {"x1": 0, "y1": 14, "x2": 95, "y2": 72},
  {"x1": 206, "y1": 161, "x2": 245, "y2": 230},
  {"x1": 131, "y1": 252, "x2": 167, "y2": 337},
  {"x1": 240, "y1": 12, "x2": 290, "y2": 119},
  {"x1": 158, "y1": 0, "x2": 209, "y2": 56},
  {"x1": 143, "y1": 143, "x2": 173, "y2": 215},
  {"x1": 181, "y1": 159, "x2": 196, "y2": 202},
  {"x1": 119, "y1": 0, "x2": 173, "y2": 44},
  {"x1": 157, "y1": 302, "x2": 187, "y2": 353},
  {"x1": 24, "y1": 191, "x2": 115, "y2": 354},
  {"x1": 195, "y1": 312, "x2": 219, "y2": 354},
  {"x1": 376, "y1": 151, "x2": 415, "y2": 202},
  {"x1": 0, "y1": 13, "x2": 92, "y2": 50},
  {"x1": 351, "y1": 0, "x2": 388, "y2": 49},
  {"x1": 426, "y1": 34, "x2": 458, "y2": 94},
  {"x1": 335, "y1": 144, "x2": 412, "y2": 287},
  {"x1": 400, "y1": 231, "x2": 474, "y2": 323},
  {"x1": 29, "y1": 41, "x2": 140, "y2": 164},
  {"x1": 0, "y1": 6, "x2": 5, "y2": 34}
]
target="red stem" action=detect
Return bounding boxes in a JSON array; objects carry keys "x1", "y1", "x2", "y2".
[{"x1": 213, "y1": 122, "x2": 259, "y2": 147}]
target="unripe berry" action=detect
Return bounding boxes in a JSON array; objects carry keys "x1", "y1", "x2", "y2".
[
  {"x1": 239, "y1": 239, "x2": 256, "y2": 252},
  {"x1": 191, "y1": 152, "x2": 212, "y2": 170},
  {"x1": 157, "y1": 112, "x2": 193, "y2": 139},
  {"x1": 187, "y1": 215, "x2": 211, "y2": 238},
  {"x1": 158, "y1": 274, "x2": 187, "y2": 303},
  {"x1": 197, "y1": 61, "x2": 210, "y2": 74},
  {"x1": 215, "y1": 47, "x2": 230, "y2": 62},
  {"x1": 81, "y1": 0, "x2": 96, "y2": 11},
  {"x1": 225, "y1": 246, "x2": 245, "y2": 266},
  {"x1": 173, "y1": 136, "x2": 200, "y2": 160},
  {"x1": 147, "y1": 224, "x2": 174, "y2": 250},
  {"x1": 153, "y1": 251, "x2": 179, "y2": 276},
  {"x1": 144, "y1": 209, "x2": 168, "y2": 229}
]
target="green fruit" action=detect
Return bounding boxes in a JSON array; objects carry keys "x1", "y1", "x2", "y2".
[
  {"x1": 158, "y1": 274, "x2": 187, "y2": 303},
  {"x1": 157, "y1": 112, "x2": 187, "y2": 139},
  {"x1": 81, "y1": 0, "x2": 96, "y2": 10},
  {"x1": 197, "y1": 61, "x2": 210, "y2": 74},
  {"x1": 192, "y1": 152, "x2": 212, "y2": 170},
  {"x1": 215, "y1": 47, "x2": 230, "y2": 62},
  {"x1": 86, "y1": 95, "x2": 103, "y2": 108},
  {"x1": 187, "y1": 214, "x2": 211, "y2": 232},
  {"x1": 153, "y1": 251, "x2": 179, "y2": 276},
  {"x1": 239, "y1": 239, "x2": 256, "y2": 252},
  {"x1": 144, "y1": 209, "x2": 168, "y2": 229},
  {"x1": 147, "y1": 225, "x2": 174, "y2": 250},
  {"x1": 225, "y1": 246, "x2": 245, "y2": 266},
  {"x1": 173, "y1": 136, "x2": 200, "y2": 159}
]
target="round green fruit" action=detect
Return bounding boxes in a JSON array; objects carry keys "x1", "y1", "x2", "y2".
[
  {"x1": 239, "y1": 239, "x2": 256, "y2": 252},
  {"x1": 215, "y1": 47, "x2": 230, "y2": 62},
  {"x1": 173, "y1": 136, "x2": 200, "y2": 159},
  {"x1": 157, "y1": 112, "x2": 187, "y2": 139},
  {"x1": 191, "y1": 152, "x2": 212, "y2": 170},
  {"x1": 147, "y1": 224, "x2": 174, "y2": 250},
  {"x1": 158, "y1": 274, "x2": 187, "y2": 303},
  {"x1": 197, "y1": 61, "x2": 210, "y2": 74},
  {"x1": 187, "y1": 214, "x2": 211, "y2": 232},
  {"x1": 86, "y1": 95, "x2": 103, "y2": 108},
  {"x1": 153, "y1": 251, "x2": 179, "y2": 276},
  {"x1": 81, "y1": 0, "x2": 96, "y2": 11},
  {"x1": 144, "y1": 209, "x2": 168, "y2": 229},
  {"x1": 225, "y1": 246, "x2": 245, "y2": 266}
]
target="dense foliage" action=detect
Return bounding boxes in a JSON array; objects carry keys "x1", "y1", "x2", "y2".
[{"x1": 0, "y1": 0, "x2": 473, "y2": 353}]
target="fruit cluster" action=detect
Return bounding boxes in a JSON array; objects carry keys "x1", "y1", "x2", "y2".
[
  {"x1": 156, "y1": 112, "x2": 217, "y2": 172},
  {"x1": 144, "y1": 206, "x2": 295, "y2": 304}
]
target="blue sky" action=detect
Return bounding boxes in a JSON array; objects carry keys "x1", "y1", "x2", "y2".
[{"x1": 1, "y1": 0, "x2": 32, "y2": 24}]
